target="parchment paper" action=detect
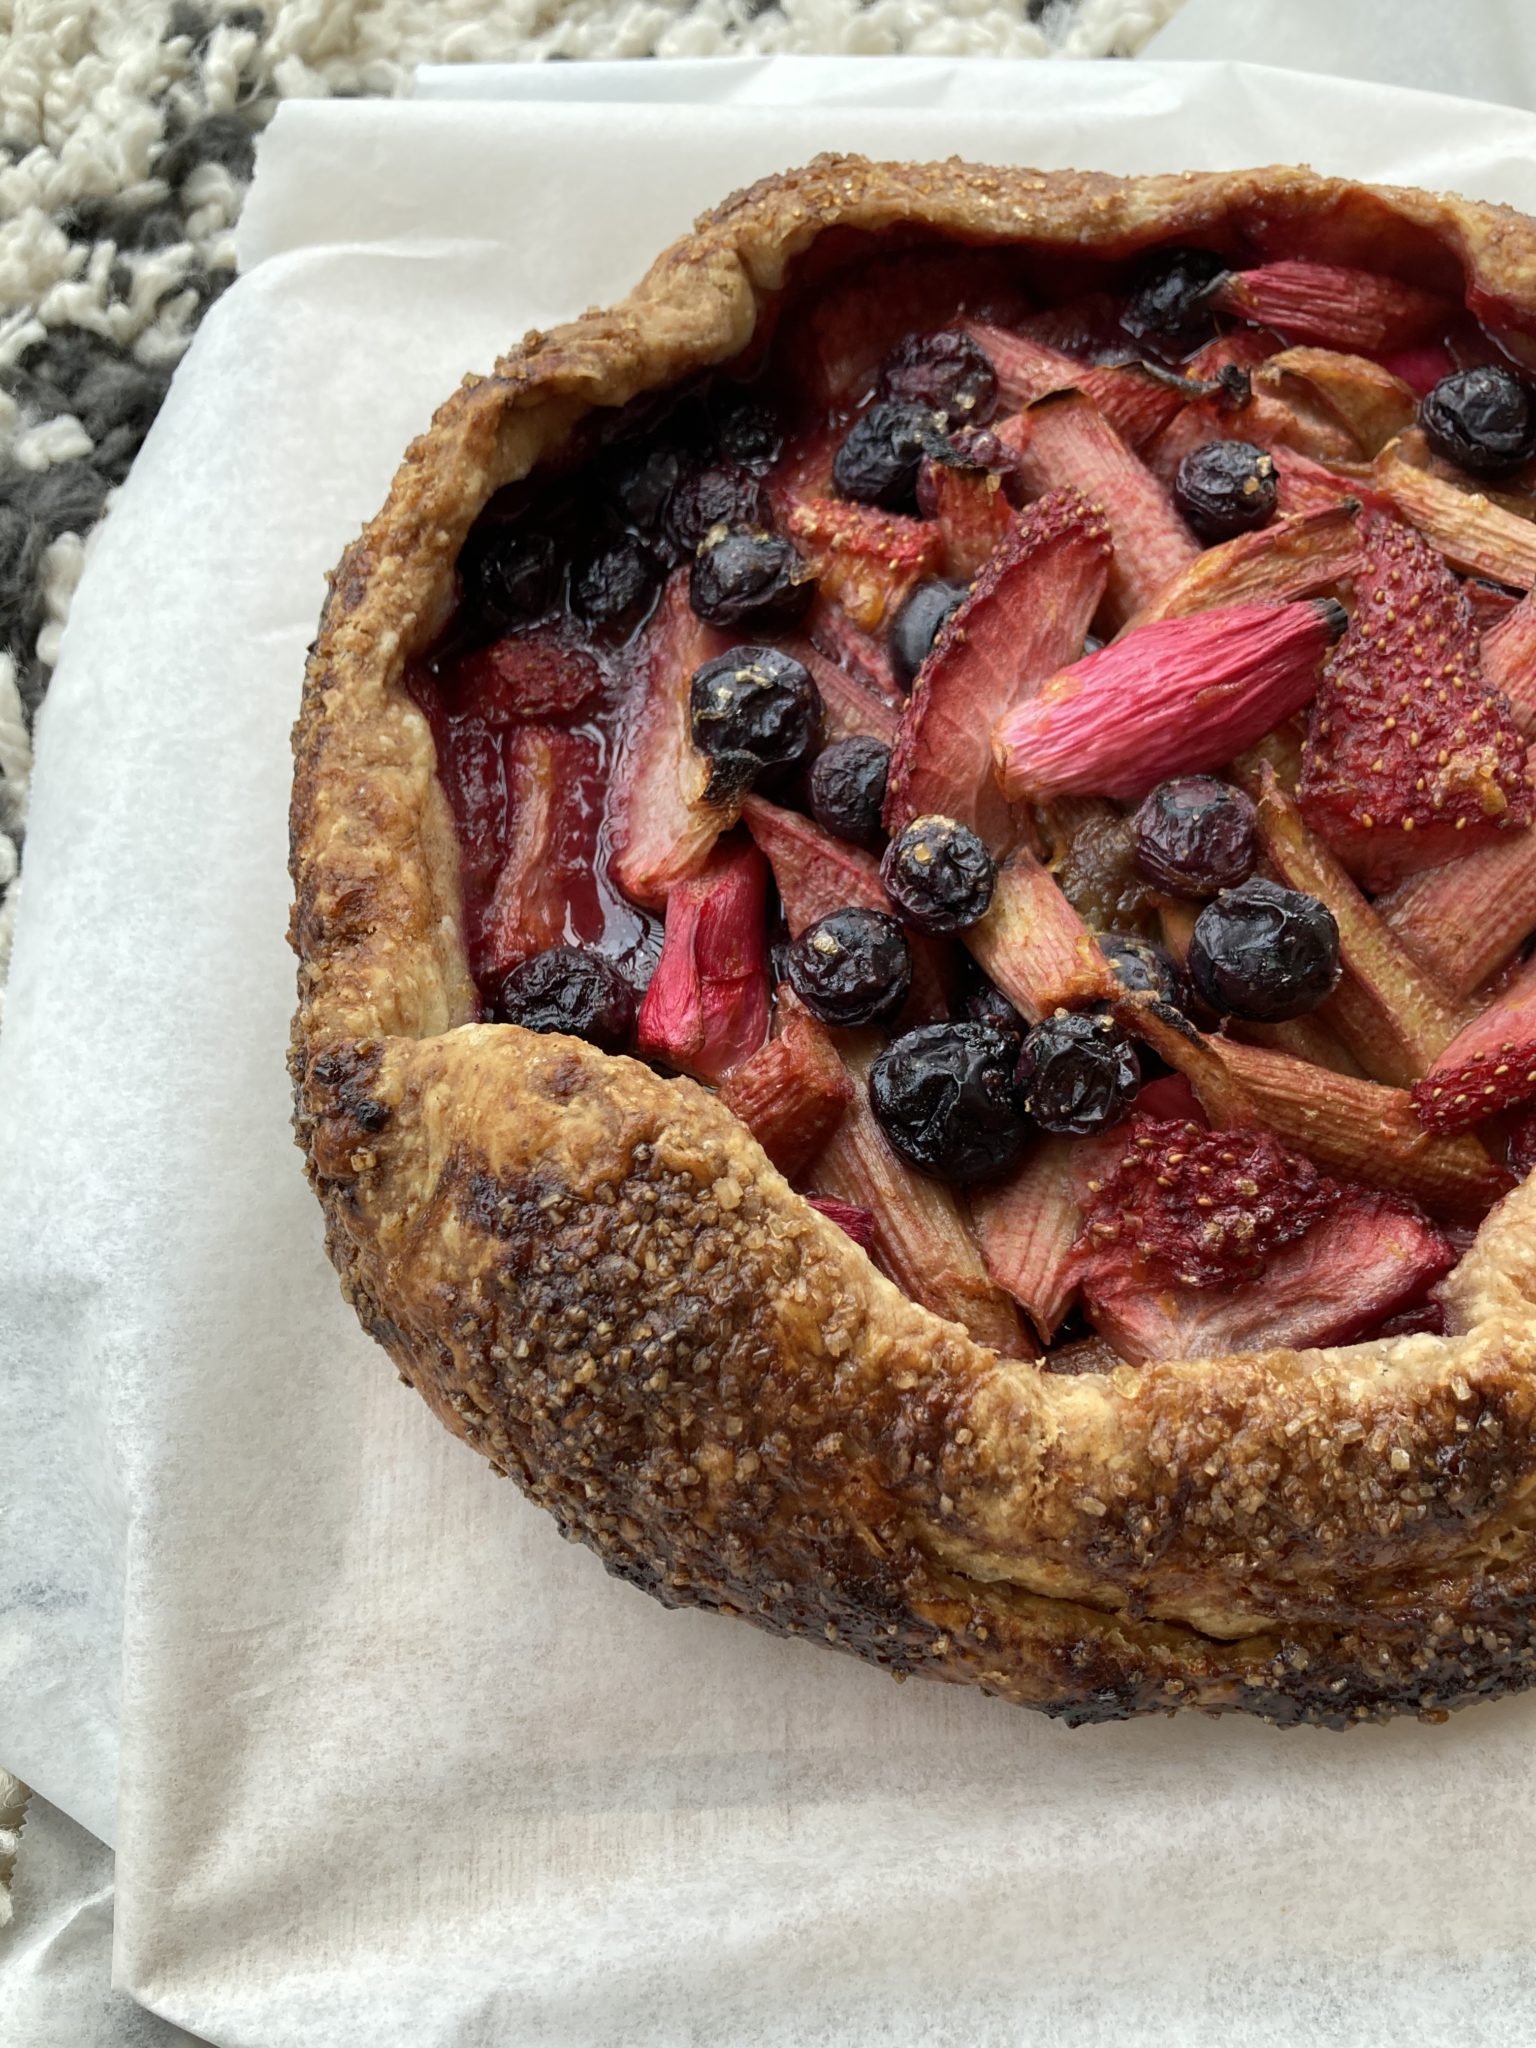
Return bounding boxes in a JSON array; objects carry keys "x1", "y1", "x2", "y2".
[{"x1": 5, "y1": 58, "x2": 1536, "y2": 2048}]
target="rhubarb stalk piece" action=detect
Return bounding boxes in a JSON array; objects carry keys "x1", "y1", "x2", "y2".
[
  {"x1": 917, "y1": 455, "x2": 1016, "y2": 581},
  {"x1": 993, "y1": 598, "x2": 1344, "y2": 804},
  {"x1": 809, "y1": 599, "x2": 904, "y2": 705},
  {"x1": 1204, "y1": 262, "x2": 1454, "y2": 353},
  {"x1": 1251, "y1": 347, "x2": 1418, "y2": 460},
  {"x1": 1141, "y1": 1023, "x2": 1511, "y2": 1222},
  {"x1": 481, "y1": 727, "x2": 600, "y2": 981},
  {"x1": 966, "y1": 321, "x2": 1197, "y2": 449},
  {"x1": 1298, "y1": 514, "x2": 1533, "y2": 887},
  {"x1": 1127, "y1": 503, "x2": 1364, "y2": 627},
  {"x1": 635, "y1": 839, "x2": 770, "y2": 1084},
  {"x1": 1240, "y1": 760, "x2": 1469, "y2": 1085},
  {"x1": 1375, "y1": 439, "x2": 1536, "y2": 588},
  {"x1": 1480, "y1": 593, "x2": 1536, "y2": 737},
  {"x1": 971, "y1": 1131, "x2": 1119, "y2": 1341},
  {"x1": 1412, "y1": 951, "x2": 1536, "y2": 1132},
  {"x1": 996, "y1": 389, "x2": 1199, "y2": 626},
  {"x1": 884, "y1": 487, "x2": 1111, "y2": 843},
  {"x1": 1377, "y1": 756, "x2": 1536, "y2": 996},
  {"x1": 782, "y1": 638, "x2": 900, "y2": 748},
  {"x1": 813, "y1": 1036, "x2": 1029, "y2": 1355},
  {"x1": 608, "y1": 572, "x2": 733, "y2": 908},
  {"x1": 719, "y1": 990, "x2": 853, "y2": 1176},
  {"x1": 963, "y1": 844, "x2": 1116, "y2": 1022},
  {"x1": 804, "y1": 1195, "x2": 877, "y2": 1248},
  {"x1": 1270, "y1": 443, "x2": 1390, "y2": 518}
]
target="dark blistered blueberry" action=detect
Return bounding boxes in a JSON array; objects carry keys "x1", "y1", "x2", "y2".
[
  {"x1": 1098, "y1": 932, "x2": 1186, "y2": 1009},
  {"x1": 1121, "y1": 246, "x2": 1227, "y2": 352},
  {"x1": 879, "y1": 330, "x2": 999, "y2": 429},
  {"x1": 710, "y1": 387, "x2": 783, "y2": 472},
  {"x1": 461, "y1": 524, "x2": 559, "y2": 631},
  {"x1": 1188, "y1": 878, "x2": 1340, "y2": 1022},
  {"x1": 1421, "y1": 365, "x2": 1536, "y2": 477},
  {"x1": 881, "y1": 814, "x2": 996, "y2": 933},
  {"x1": 494, "y1": 945, "x2": 636, "y2": 1051},
  {"x1": 689, "y1": 528, "x2": 816, "y2": 631},
  {"x1": 832, "y1": 400, "x2": 951, "y2": 513},
  {"x1": 870, "y1": 1022, "x2": 1032, "y2": 1183},
  {"x1": 809, "y1": 736, "x2": 890, "y2": 850},
  {"x1": 1133, "y1": 775, "x2": 1257, "y2": 898},
  {"x1": 1174, "y1": 439, "x2": 1279, "y2": 543},
  {"x1": 888, "y1": 577, "x2": 967, "y2": 691},
  {"x1": 612, "y1": 444, "x2": 682, "y2": 532},
  {"x1": 785, "y1": 907, "x2": 912, "y2": 1027},
  {"x1": 572, "y1": 535, "x2": 656, "y2": 631},
  {"x1": 964, "y1": 977, "x2": 1027, "y2": 1045},
  {"x1": 663, "y1": 463, "x2": 769, "y2": 558},
  {"x1": 1015, "y1": 1010, "x2": 1141, "y2": 1138},
  {"x1": 690, "y1": 644, "x2": 821, "y2": 793}
]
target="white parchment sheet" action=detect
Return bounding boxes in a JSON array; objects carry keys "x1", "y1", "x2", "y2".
[{"x1": 5, "y1": 59, "x2": 1536, "y2": 2048}]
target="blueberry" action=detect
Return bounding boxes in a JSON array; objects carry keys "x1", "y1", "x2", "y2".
[
  {"x1": 1098, "y1": 931, "x2": 1186, "y2": 1009},
  {"x1": 1188, "y1": 878, "x2": 1340, "y2": 1022},
  {"x1": 785, "y1": 907, "x2": 912, "y2": 1027},
  {"x1": 1015, "y1": 1010, "x2": 1141, "y2": 1137},
  {"x1": 870, "y1": 1022, "x2": 1032, "y2": 1183},
  {"x1": 1420, "y1": 365, "x2": 1536, "y2": 477},
  {"x1": 612, "y1": 444, "x2": 682, "y2": 533},
  {"x1": 709, "y1": 387, "x2": 783, "y2": 472},
  {"x1": 663, "y1": 463, "x2": 769, "y2": 559},
  {"x1": 963, "y1": 977, "x2": 1027, "y2": 1045},
  {"x1": 1174, "y1": 440, "x2": 1278, "y2": 542},
  {"x1": 689, "y1": 645, "x2": 821, "y2": 795},
  {"x1": 832, "y1": 401, "x2": 950, "y2": 513},
  {"x1": 809, "y1": 736, "x2": 890, "y2": 850},
  {"x1": 689, "y1": 528, "x2": 815, "y2": 632},
  {"x1": 881, "y1": 814, "x2": 996, "y2": 933},
  {"x1": 879, "y1": 331, "x2": 998, "y2": 429},
  {"x1": 888, "y1": 578, "x2": 967, "y2": 691},
  {"x1": 1121, "y1": 247, "x2": 1228, "y2": 351},
  {"x1": 494, "y1": 945, "x2": 636, "y2": 1051},
  {"x1": 572, "y1": 535, "x2": 656, "y2": 631},
  {"x1": 1133, "y1": 775, "x2": 1257, "y2": 898},
  {"x1": 461, "y1": 524, "x2": 558, "y2": 631}
]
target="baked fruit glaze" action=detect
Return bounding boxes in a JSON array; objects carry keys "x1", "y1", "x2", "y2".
[{"x1": 408, "y1": 233, "x2": 1536, "y2": 1368}]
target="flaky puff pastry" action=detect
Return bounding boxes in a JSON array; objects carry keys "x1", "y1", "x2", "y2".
[{"x1": 292, "y1": 158, "x2": 1536, "y2": 1726}]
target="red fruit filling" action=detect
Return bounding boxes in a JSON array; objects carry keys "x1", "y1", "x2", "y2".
[
  {"x1": 406, "y1": 226, "x2": 1536, "y2": 1372},
  {"x1": 1298, "y1": 516, "x2": 1533, "y2": 888}
]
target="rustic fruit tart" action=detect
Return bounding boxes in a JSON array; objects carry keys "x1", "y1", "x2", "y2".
[{"x1": 291, "y1": 160, "x2": 1536, "y2": 1727}]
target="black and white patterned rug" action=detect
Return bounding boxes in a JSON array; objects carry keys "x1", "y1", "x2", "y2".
[{"x1": 0, "y1": 0, "x2": 1181, "y2": 1020}]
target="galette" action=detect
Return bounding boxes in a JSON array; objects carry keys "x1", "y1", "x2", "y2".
[{"x1": 291, "y1": 158, "x2": 1536, "y2": 1727}]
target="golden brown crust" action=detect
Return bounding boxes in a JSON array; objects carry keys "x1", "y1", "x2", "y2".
[{"x1": 291, "y1": 157, "x2": 1536, "y2": 1726}]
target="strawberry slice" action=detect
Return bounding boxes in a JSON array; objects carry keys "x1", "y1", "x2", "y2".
[
  {"x1": 635, "y1": 838, "x2": 770, "y2": 1084},
  {"x1": 884, "y1": 487, "x2": 1110, "y2": 843},
  {"x1": 1204, "y1": 262, "x2": 1454, "y2": 354},
  {"x1": 719, "y1": 989, "x2": 853, "y2": 1175},
  {"x1": 966, "y1": 321, "x2": 1197, "y2": 451},
  {"x1": 996, "y1": 391, "x2": 1199, "y2": 627},
  {"x1": 916, "y1": 455, "x2": 1015, "y2": 581},
  {"x1": 1083, "y1": 1189, "x2": 1454, "y2": 1366},
  {"x1": 994, "y1": 597, "x2": 1344, "y2": 804},
  {"x1": 741, "y1": 793, "x2": 955, "y2": 1022},
  {"x1": 963, "y1": 844, "x2": 1116, "y2": 1023},
  {"x1": 1378, "y1": 757, "x2": 1536, "y2": 997},
  {"x1": 1127, "y1": 503, "x2": 1364, "y2": 628},
  {"x1": 1076, "y1": 1116, "x2": 1344, "y2": 1291},
  {"x1": 1298, "y1": 516, "x2": 1533, "y2": 888},
  {"x1": 448, "y1": 633, "x2": 604, "y2": 723},
  {"x1": 480, "y1": 727, "x2": 603, "y2": 981},
  {"x1": 785, "y1": 497, "x2": 942, "y2": 634},
  {"x1": 812, "y1": 1036, "x2": 1029, "y2": 1356},
  {"x1": 1375, "y1": 437, "x2": 1536, "y2": 589},
  {"x1": 607, "y1": 571, "x2": 733, "y2": 910},
  {"x1": 779, "y1": 638, "x2": 899, "y2": 749},
  {"x1": 804, "y1": 1195, "x2": 877, "y2": 1248},
  {"x1": 1479, "y1": 593, "x2": 1536, "y2": 737},
  {"x1": 1412, "y1": 952, "x2": 1536, "y2": 1132}
]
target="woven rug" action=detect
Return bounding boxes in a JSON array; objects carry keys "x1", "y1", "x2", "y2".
[{"x1": 0, "y1": 0, "x2": 1181, "y2": 2018}]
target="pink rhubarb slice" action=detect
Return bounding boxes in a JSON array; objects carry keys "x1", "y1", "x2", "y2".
[
  {"x1": 635, "y1": 838, "x2": 770, "y2": 1084},
  {"x1": 1127, "y1": 503, "x2": 1364, "y2": 627},
  {"x1": 962, "y1": 844, "x2": 1116, "y2": 1023},
  {"x1": 719, "y1": 989, "x2": 854, "y2": 1175},
  {"x1": 1480, "y1": 594, "x2": 1536, "y2": 738},
  {"x1": 1204, "y1": 262, "x2": 1454, "y2": 354},
  {"x1": 1378, "y1": 762, "x2": 1536, "y2": 997},
  {"x1": 993, "y1": 597, "x2": 1344, "y2": 804}
]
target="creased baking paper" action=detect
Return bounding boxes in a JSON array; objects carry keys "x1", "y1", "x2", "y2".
[{"x1": 5, "y1": 58, "x2": 1536, "y2": 2048}]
